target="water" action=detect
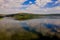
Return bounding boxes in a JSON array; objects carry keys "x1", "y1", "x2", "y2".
[
  {"x1": 0, "y1": 17, "x2": 60, "y2": 39},
  {"x1": 17, "y1": 18, "x2": 60, "y2": 33},
  {"x1": 1, "y1": 17, "x2": 60, "y2": 33}
]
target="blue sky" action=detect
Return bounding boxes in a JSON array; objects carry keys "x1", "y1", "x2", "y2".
[
  {"x1": 44, "y1": 0, "x2": 60, "y2": 8},
  {"x1": 0, "y1": 0, "x2": 60, "y2": 14},
  {"x1": 22, "y1": 0, "x2": 59, "y2": 8},
  {"x1": 22, "y1": 0, "x2": 36, "y2": 5}
]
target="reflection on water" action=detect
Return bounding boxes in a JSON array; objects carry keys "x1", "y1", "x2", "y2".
[
  {"x1": 20, "y1": 22, "x2": 31, "y2": 31},
  {"x1": 43, "y1": 23, "x2": 57, "y2": 32},
  {"x1": 0, "y1": 17, "x2": 60, "y2": 40},
  {"x1": 20, "y1": 22, "x2": 59, "y2": 33},
  {"x1": 19, "y1": 19, "x2": 60, "y2": 40}
]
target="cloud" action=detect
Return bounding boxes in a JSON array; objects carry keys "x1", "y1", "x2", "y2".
[
  {"x1": 43, "y1": 0, "x2": 60, "y2": 8},
  {"x1": 0, "y1": 0, "x2": 60, "y2": 14}
]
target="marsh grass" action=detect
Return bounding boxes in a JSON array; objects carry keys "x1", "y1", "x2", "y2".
[
  {"x1": 0, "y1": 29, "x2": 38, "y2": 40},
  {"x1": 0, "y1": 29, "x2": 60, "y2": 40}
]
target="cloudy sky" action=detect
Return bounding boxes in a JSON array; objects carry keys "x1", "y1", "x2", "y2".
[{"x1": 0, "y1": 0, "x2": 60, "y2": 14}]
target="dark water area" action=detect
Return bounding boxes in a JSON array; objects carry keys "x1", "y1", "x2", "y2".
[
  {"x1": 20, "y1": 22, "x2": 60, "y2": 40},
  {"x1": 43, "y1": 23, "x2": 56, "y2": 29},
  {"x1": 43, "y1": 23, "x2": 57, "y2": 32},
  {"x1": 20, "y1": 22, "x2": 59, "y2": 33},
  {"x1": 21, "y1": 23, "x2": 31, "y2": 31},
  {"x1": 20, "y1": 22, "x2": 36, "y2": 32}
]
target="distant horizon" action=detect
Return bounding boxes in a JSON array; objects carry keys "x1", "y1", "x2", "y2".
[{"x1": 0, "y1": 12, "x2": 60, "y2": 15}]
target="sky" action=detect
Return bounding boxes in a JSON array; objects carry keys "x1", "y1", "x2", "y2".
[{"x1": 0, "y1": 0, "x2": 60, "y2": 14}]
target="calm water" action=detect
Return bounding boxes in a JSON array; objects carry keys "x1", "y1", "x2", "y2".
[
  {"x1": 0, "y1": 17, "x2": 60, "y2": 39},
  {"x1": 0, "y1": 18, "x2": 60, "y2": 32},
  {"x1": 18, "y1": 18, "x2": 60, "y2": 33}
]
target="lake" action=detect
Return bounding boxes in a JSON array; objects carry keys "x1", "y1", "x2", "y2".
[{"x1": 0, "y1": 17, "x2": 60, "y2": 40}]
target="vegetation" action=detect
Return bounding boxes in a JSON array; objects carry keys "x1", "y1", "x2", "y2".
[
  {"x1": 0, "y1": 13, "x2": 60, "y2": 20},
  {"x1": 12, "y1": 13, "x2": 60, "y2": 20},
  {"x1": 0, "y1": 13, "x2": 43, "y2": 20},
  {"x1": 0, "y1": 30, "x2": 59, "y2": 40},
  {"x1": 0, "y1": 16, "x2": 3, "y2": 19},
  {"x1": 0, "y1": 30, "x2": 38, "y2": 40},
  {"x1": 13, "y1": 14, "x2": 41, "y2": 20},
  {"x1": 7, "y1": 13, "x2": 46, "y2": 20}
]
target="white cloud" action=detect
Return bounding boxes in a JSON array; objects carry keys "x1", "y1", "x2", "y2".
[{"x1": 0, "y1": 0, "x2": 60, "y2": 14}]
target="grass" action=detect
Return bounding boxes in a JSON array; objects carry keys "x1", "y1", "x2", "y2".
[
  {"x1": 0, "y1": 16, "x2": 3, "y2": 19},
  {"x1": 0, "y1": 30, "x2": 60, "y2": 40},
  {"x1": 0, "y1": 30, "x2": 38, "y2": 40}
]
